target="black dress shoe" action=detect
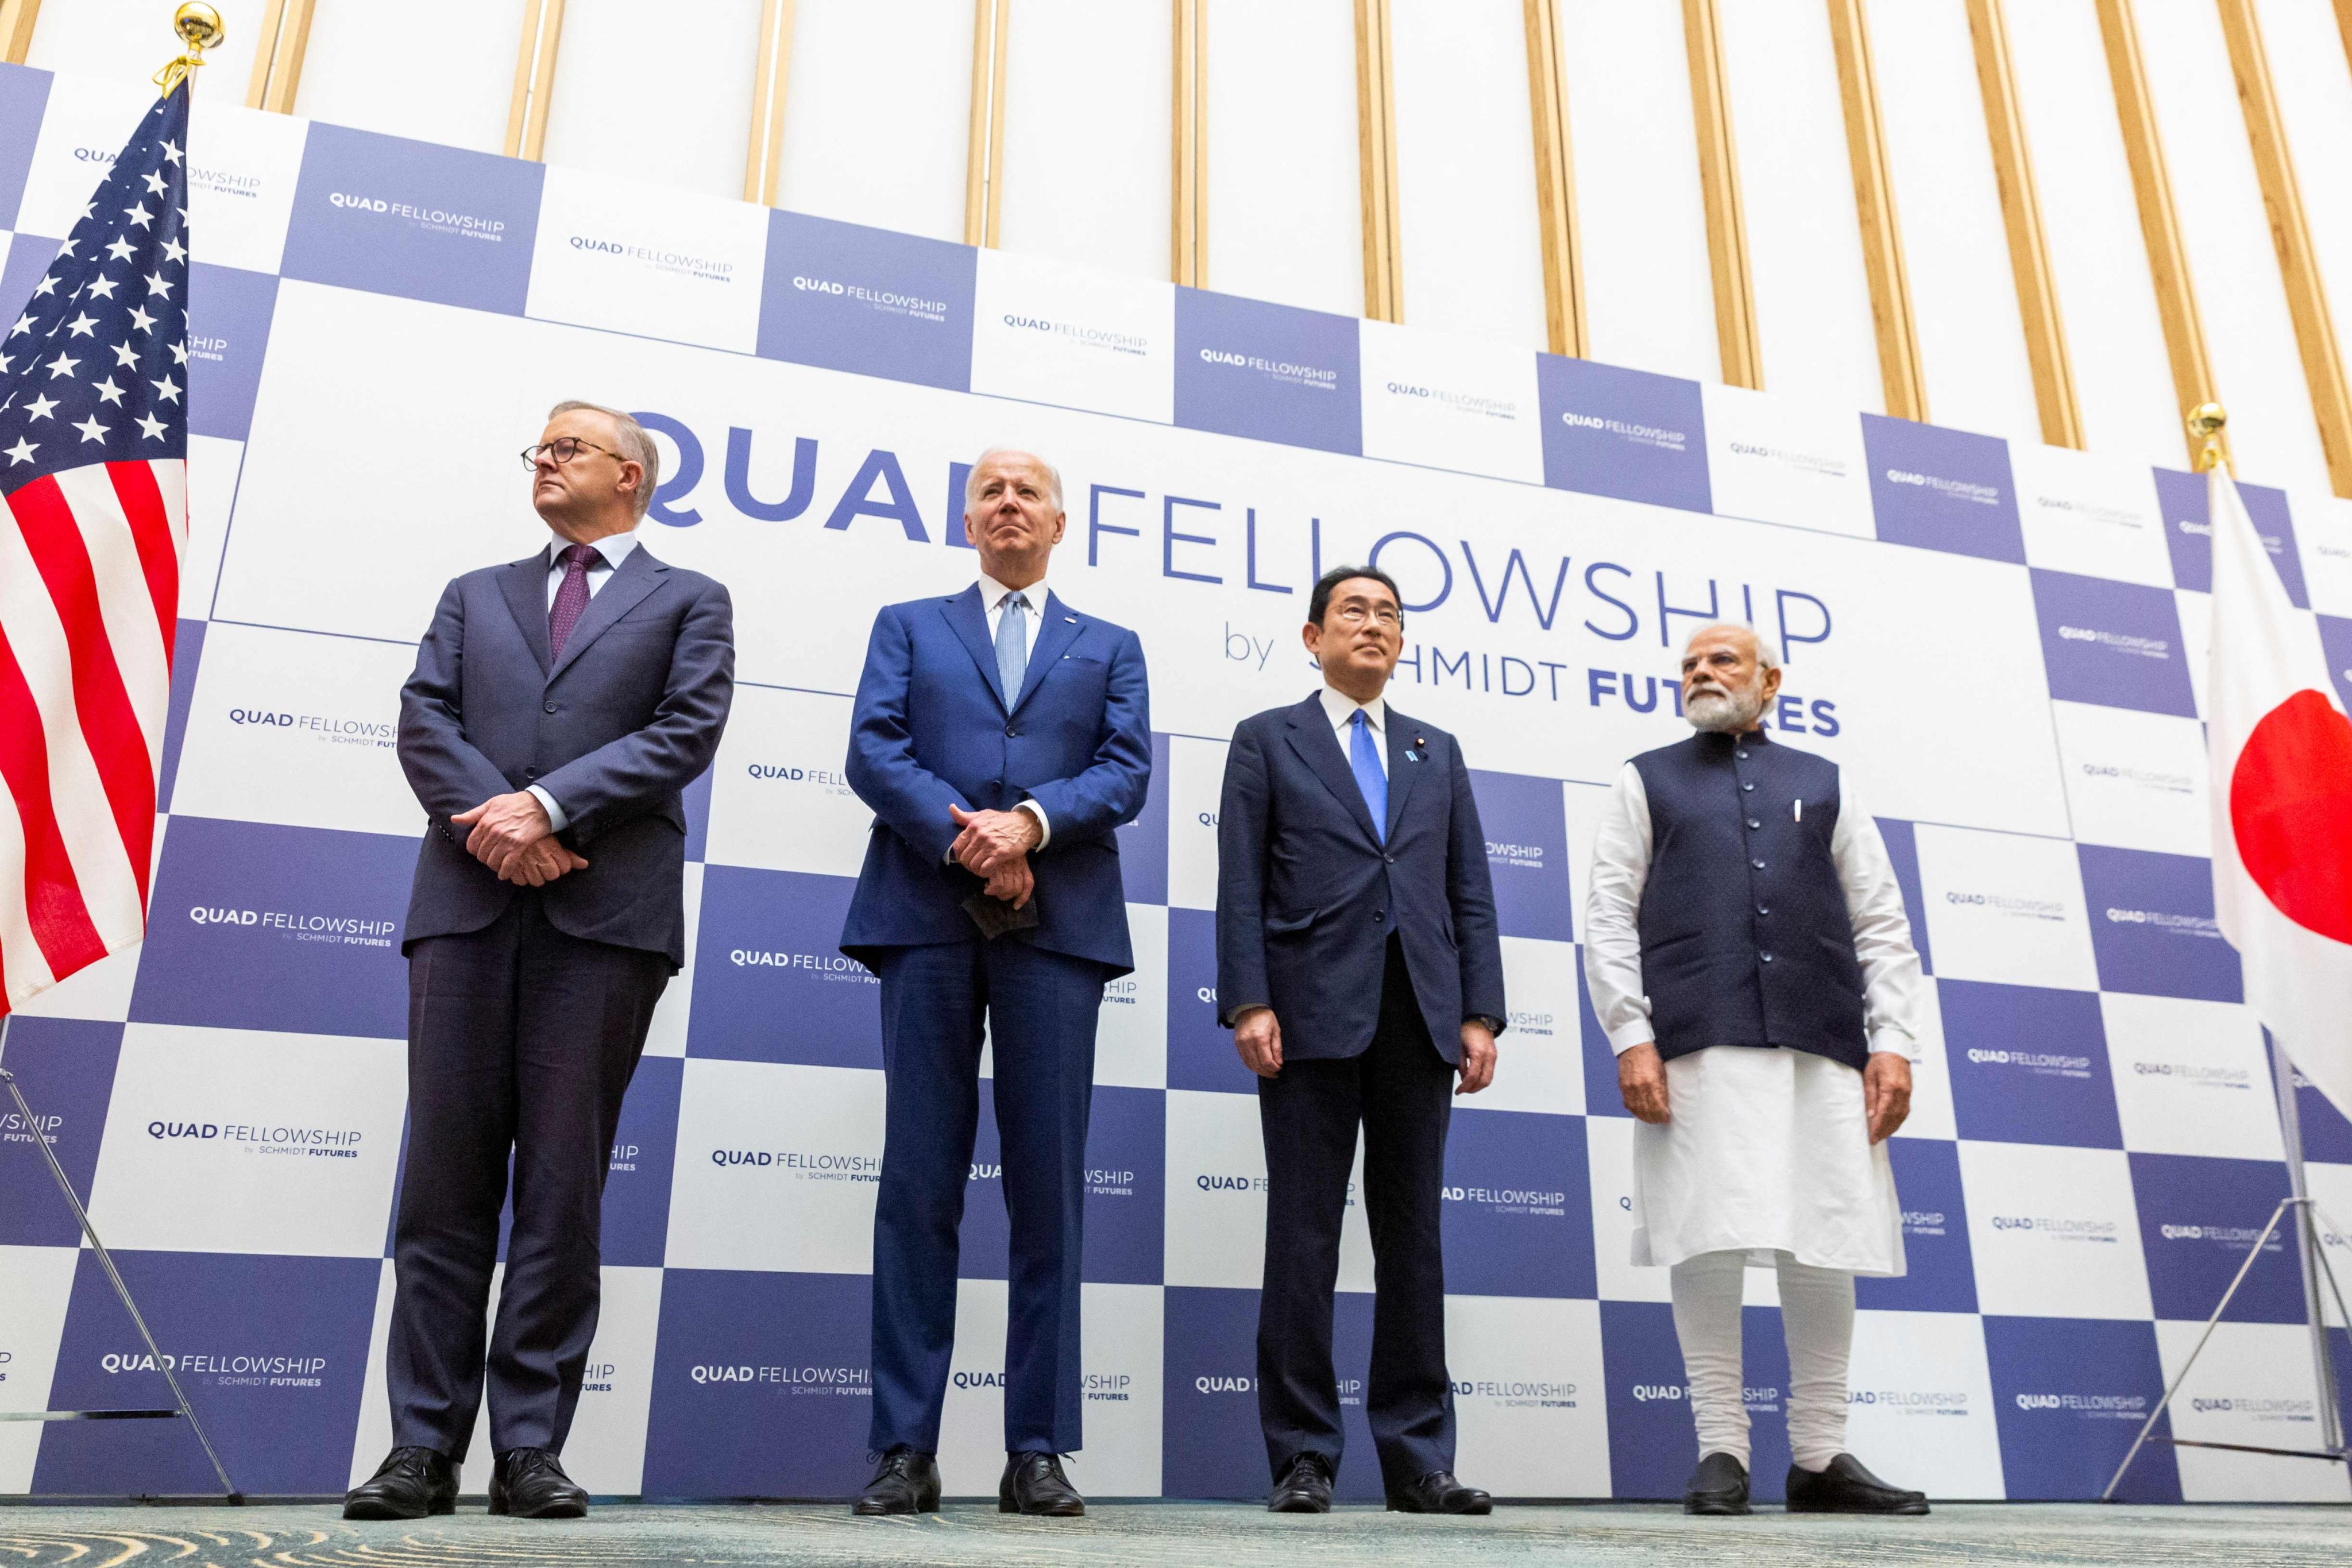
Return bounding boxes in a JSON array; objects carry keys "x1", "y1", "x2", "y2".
[
  {"x1": 1785, "y1": 1453, "x2": 1929, "y2": 1515},
  {"x1": 1682, "y1": 1451, "x2": 1750, "y2": 1516},
  {"x1": 852, "y1": 1449, "x2": 941, "y2": 1516},
  {"x1": 1269, "y1": 1452, "x2": 1335, "y2": 1513},
  {"x1": 488, "y1": 1447, "x2": 588, "y2": 1519},
  {"x1": 1385, "y1": 1470, "x2": 1492, "y2": 1515},
  {"x1": 344, "y1": 1446, "x2": 457, "y2": 1520},
  {"x1": 999, "y1": 1451, "x2": 1084, "y2": 1516}
]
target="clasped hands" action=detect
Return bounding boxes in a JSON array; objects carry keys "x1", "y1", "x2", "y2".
[
  {"x1": 949, "y1": 804, "x2": 1041, "y2": 907},
  {"x1": 451, "y1": 790, "x2": 587, "y2": 887}
]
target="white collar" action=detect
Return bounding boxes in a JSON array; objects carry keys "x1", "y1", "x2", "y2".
[
  {"x1": 1319, "y1": 683, "x2": 1387, "y2": 733},
  {"x1": 548, "y1": 530, "x2": 639, "y2": 571},
  {"x1": 979, "y1": 573, "x2": 1047, "y2": 612}
]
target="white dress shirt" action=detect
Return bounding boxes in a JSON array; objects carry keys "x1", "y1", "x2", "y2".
[
  {"x1": 1581, "y1": 741, "x2": 1920, "y2": 1277},
  {"x1": 525, "y1": 530, "x2": 639, "y2": 832},
  {"x1": 974, "y1": 573, "x2": 1053, "y2": 848},
  {"x1": 1316, "y1": 683, "x2": 1389, "y2": 778}
]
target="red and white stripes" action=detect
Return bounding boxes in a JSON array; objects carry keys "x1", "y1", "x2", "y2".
[{"x1": 0, "y1": 458, "x2": 183, "y2": 1013}]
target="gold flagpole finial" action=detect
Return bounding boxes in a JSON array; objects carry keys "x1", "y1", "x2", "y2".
[
  {"x1": 2188, "y1": 402, "x2": 2230, "y2": 475},
  {"x1": 153, "y1": 3, "x2": 225, "y2": 96}
]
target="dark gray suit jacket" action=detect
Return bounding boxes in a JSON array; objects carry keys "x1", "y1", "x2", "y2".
[{"x1": 396, "y1": 541, "x2": 733, "y2": 969}]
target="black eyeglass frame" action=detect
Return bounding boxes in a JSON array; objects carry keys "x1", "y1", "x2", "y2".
[{"x1": 520, "y1": 437, "x2": 623, "y2": 469}]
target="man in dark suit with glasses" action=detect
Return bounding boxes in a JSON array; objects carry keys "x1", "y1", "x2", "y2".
[{"x1": 347, "y1": 401, "x2": 732, "y2": 1522}]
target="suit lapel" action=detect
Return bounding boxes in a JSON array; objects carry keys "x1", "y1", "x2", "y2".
[
  {"x1": 942, "y1": 584, "x2": 1007, "y2": 711},
  {"x1": 547, "y1": 546, "x2": 667, "y2": 684},
  {"x1": 1285, "y1": 695, "x2": 1382, "y2": 848},
  {"x1": 1382, "y1": 703, "x2": 1423, "y2": 840},
  {"x1": 1010, "y1": 592, "x2": 1084, "y2": 715},
  {"x1": 498, "y1": 550, "x2": 554, "y2": 677}
]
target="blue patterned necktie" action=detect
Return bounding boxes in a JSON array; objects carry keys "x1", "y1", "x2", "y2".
[
  {"x1": 994, "y1": 590, "x2": 1029, "y2": 705},
  {"x1": 1349, "y1": 709, "x2": 1387, "y2": 844}
]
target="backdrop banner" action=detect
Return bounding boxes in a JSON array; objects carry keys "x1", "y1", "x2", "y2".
[{"x1": 3, "y1": 64, "x2": 2352, "y2": 1504}]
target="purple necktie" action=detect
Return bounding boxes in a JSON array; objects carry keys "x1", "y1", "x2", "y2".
[{"x1": 548, "y1": 543, "x2": 598, "y2": 659}]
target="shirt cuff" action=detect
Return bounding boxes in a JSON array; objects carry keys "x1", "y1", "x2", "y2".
[
  {"x1": 1606, "y1": 1017, "x2": 1655, "y2": 1055},
  {"x1": 526, "y1": 784, "x2": 569, "y2": 834},
  {"x1": 1016, "y1": 798, "x2": 1051, "y2": 848},
  {"x1": 1868, "y1": 1026, "x2": 1916, "y2": 1057}
]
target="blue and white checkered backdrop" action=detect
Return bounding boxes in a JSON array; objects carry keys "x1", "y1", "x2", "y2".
[{"x1": 5, "y1": 61, "x2": 2352, "y2": 1505}]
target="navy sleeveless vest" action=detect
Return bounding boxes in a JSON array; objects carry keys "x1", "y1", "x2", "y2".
[{"x1": 1629, "y1": 729, "x2": 1869, "y2": 1071}]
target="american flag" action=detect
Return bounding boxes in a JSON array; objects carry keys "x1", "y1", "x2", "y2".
[{"x1": 0, "y1": 82, "x2": 190, "y2": 1016}]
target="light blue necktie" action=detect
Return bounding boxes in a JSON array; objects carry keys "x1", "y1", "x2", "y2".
[
  {"x1": 994, "y1": 591, "x2": 1029, "y2": 706},
  {"x1": 1349, "y1": 709, "x2": 1387, "y2": 844}
]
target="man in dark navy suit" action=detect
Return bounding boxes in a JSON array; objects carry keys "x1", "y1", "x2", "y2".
[
  {"x1": 350, "y1": 402, "x2": 733, "y2": 1522},
  {"x1": 840, "y1": 447, "x2": 1151, "y2": 1518},
  {"x1": 1215, "y1": 565, "x2": 1504, "y2": 1516}
]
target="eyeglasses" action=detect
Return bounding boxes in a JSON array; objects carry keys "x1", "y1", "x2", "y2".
[
  {"x1": 520, "y1": 437, "x2": 618, "y2": 469},
  {"x1": 1331, "y1": 603, "x2": 1402, "y2": 628}
]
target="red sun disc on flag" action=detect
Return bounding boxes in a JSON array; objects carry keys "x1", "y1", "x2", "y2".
[{"x1": 2231, "y1": 688, "x2": 2352, "y2": 945}]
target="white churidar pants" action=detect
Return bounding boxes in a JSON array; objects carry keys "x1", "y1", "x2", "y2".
[{"x1": 1670, "y1": 1249, "x2": 1854, "y2": 1473}]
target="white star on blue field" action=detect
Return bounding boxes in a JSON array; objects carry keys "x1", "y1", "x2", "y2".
[{"x1": 0, "y1": 83, "x2": 190, "y2": 482}]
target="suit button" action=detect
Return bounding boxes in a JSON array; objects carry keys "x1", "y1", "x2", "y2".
[
  {"x1": 1742, "y1": 781, "x2": 1755, "y2": 792},
  {"x1": 1746, "y1": 818, "x2": 1760, "y2": 830},
  {"x1": 1384, "y1": 854, "x2": 1395, "y2": 864},
  {"x1": 1760, "y1": 952, "x2": 1775, "y2": 963},
  {"x1": 524, "y1": 766, "x2": 539, "y2": 779},
  {"x1": 1736, "y1": 750, "x2": 1748, "y2": 759},
  {"x1": 1757, "y1": 904, "x2": 1770, "y2": 916},
  {"x1": 543, "y1": 701, "x2": 558, "y2": 715},
  {"x1": 1751, "y1": 859, "x2": 1765, "y2": 870},
  {"x1": 1374, "y1": 910, "x2": 1385, "y2": 922},
  {"x1": 1005, "y1": 727, "x2": 1018, "y2": 738}
]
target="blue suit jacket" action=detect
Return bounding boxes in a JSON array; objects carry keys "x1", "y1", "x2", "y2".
[
  {"x1": 840, "y1": 585, "x2": 1151, "y2": 975},
  {"x1": 397, "y1": 543, "x2": 735, "y2": 969},
  {"x1": 1215, "y1": 693, "x2": 1505, "y2": 1065}
]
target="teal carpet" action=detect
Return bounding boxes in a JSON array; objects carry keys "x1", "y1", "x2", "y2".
[{"x1": 1, "y1": 1502, "x2": 2347, "y2": 1566}]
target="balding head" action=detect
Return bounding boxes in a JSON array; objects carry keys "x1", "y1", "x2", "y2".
[{"x1": 1680, "y1": 623, "x2": 1782, "y2": 733}]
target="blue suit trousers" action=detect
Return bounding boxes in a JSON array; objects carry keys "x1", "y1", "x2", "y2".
[{"x1": 867, "y1": 937, "x2": 1108, "y2": 1455}]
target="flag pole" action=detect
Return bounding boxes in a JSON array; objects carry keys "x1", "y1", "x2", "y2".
[
  {"x1": 2105, "y1": 404, "x2": 2351, "y2": 1499},
  {"x1": 0, "y1": 1025, "x2": 241, "y2": 1500},
  {"x1": 2193, "y1": 400, "x2": 2345, "y2": 1462}
]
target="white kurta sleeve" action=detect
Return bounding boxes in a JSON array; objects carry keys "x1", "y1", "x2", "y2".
[
  {"x1": 1829, "y1": 779, "x2": 1927, "y2": 1057},
  {"x1": 1581, "y1": 762, "x2": 1656, "y2": 1055}
]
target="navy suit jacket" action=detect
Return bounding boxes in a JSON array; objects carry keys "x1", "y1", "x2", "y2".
[
  {"x1": 397, "y1": 543, "x2": 735, "y2": 969},
  {"x1": 1215, "y1": 692, "x2": 1505, "y2": 1065},
  {"x1": 840, "y1": 585, "x2": 1151, "y2": 975}
]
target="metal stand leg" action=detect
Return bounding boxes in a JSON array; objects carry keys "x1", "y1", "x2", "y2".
[
  {"x1": 0, "y1": 1047, "x2": 241, "y2": 1502},
  {"x1": 2103, "y1": 1038, "x2": 2352, "y2": 1501}
]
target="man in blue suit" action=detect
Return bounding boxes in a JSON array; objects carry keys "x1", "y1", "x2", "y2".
[
  {"x1": 1216, "y1": 565, "x2": 1504, "y2": 1515},
  {"x1": 350, "y1": 402, "x2": 733, "y2": 1522},
  {"x1": 841, "y1": 446, "x2": 1151, "y2": 1517}
]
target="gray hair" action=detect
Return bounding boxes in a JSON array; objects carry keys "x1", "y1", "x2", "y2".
[
  {"x1": 549, "y1": 400, "x2": 661, "y2": 519},
  {"x1": 1686, "y1": 621, "x2": 1782, "y2": 672},
  {"x1": 964, "y1": 446, "x2": 1064, "y2": 512}
]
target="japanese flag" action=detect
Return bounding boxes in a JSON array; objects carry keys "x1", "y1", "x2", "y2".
[{"x1": 2206, "y1": 466, "x2": 2352, "y2": 1116}]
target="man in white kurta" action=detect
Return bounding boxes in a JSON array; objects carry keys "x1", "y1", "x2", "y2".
[{"x1": 1583, "y1": 623, "x2": 1929, "y2": 1516}]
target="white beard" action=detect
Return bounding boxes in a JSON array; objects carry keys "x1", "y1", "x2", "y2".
[{"x1": 1686, "y1": 683, "x2": 1765, "y2": 733}]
